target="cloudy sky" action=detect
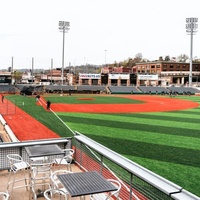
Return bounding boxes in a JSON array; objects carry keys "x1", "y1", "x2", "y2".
[{"x1": 0, "y1": 0, "x2": 199, "y2": 69}]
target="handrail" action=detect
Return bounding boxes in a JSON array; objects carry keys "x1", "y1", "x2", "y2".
[
  {"x1": 0, "y1": 138, "x2": 71, "y2": 170},
  {"x1": 74, "y1": 132, "x2": 200, "y2": 199},
  {"x1": 0, "y1": 137, "x2": 70, "y2": 148}
]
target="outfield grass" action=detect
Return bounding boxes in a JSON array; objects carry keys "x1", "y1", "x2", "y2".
[{"x1": 6, "y1": 94, "x2": 200, "y2": 197}]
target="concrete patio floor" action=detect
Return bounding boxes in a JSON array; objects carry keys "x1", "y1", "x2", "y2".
[{"x1": 0, "y1": 164, "x2": 90, "y2": 200}]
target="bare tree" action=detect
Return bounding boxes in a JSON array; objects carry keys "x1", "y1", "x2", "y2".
[
  {"x1": 164, "y1": 55, "x2": 170, "y2": 61},
  {"x1": 134, "y1": 53, "x2": 143, "y2": 63},
  {"x1": 177, "y1": 54, "x2": 189, "y2": 62},
  {"x1": 135, "y1": 53, "x2": 143, "y2": 60}
]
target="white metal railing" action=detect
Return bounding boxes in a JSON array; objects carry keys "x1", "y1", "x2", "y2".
[
  {"x1": 0, "y1": 138, "x2": 70, "y2": 170},
  {"x1": 74, "y1": 132, "x2": 200, "y2": 200},
  {"x1": 0, "y1": 135, "x2": 199, "y2": 200}
]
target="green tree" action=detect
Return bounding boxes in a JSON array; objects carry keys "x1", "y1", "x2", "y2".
[{"x1": 164, "y1": 55, "x2": 170, "y2": 61}]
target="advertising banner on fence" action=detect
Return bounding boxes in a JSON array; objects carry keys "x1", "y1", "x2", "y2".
[
  {"x1": 138, "y1": 74, "x2": 158, "y2": 80},
  {"x1": 108, "y1": 74, "x2": 130, "y2": 80},
  {"x1": 79, "y1": 73, "x2": 101, "y2": 79}
]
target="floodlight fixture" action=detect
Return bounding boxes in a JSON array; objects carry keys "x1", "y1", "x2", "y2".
[
  {"x1": 186, "y1": 17, "x2": 198, "y2": 87},
  {"x1": 59, "y1": 21, "x2": 70, "y2": 85},
  {"x1": 186, "y1": 18, "x2": 198, "y2": 34}
]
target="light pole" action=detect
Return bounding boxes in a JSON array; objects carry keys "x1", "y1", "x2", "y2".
[
  {"x1": 186, "y1": 17, "x2": 198, "y2": 87},
  {"x1": 74, "y1": 59, "x2": 76, "y2": 74},
  {"x1": 51, "y1": 58, "x2": 53, "y2": 85},
  {"x1": 59, "y1": 21, "x2": 70, "y2": 85},
  {"x1": 84, "y1": 57, "x2": 86, "y2": 73},
  {"x1": 32, "y1": 57, "x2": 34, "y2": 84},
  {"x1": 105, "y1": 50, "x2": 107, "y2": 67}
]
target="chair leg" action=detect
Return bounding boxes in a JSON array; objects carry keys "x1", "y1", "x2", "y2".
[
  {"x1": 6, "y1": 170, "x2": 15, "y2": 198},
  {"x1": 6, "y1": 169, "x2": 30, "y2": 198}
]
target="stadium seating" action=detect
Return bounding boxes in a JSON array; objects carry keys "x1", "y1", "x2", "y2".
[{"x1": 108, "y1": 86, "x2": 141, "y2": 94}]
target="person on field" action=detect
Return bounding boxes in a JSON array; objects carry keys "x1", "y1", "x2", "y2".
[
  {"x1": 46, "y1": 100, "x2": 51, "y2": 110},
  {"x1": 1, "y1": 94, "x2": 4, "y2": 103},
  {"x1": 36, "y1": 94, "x2": 40, "y2": 102}
]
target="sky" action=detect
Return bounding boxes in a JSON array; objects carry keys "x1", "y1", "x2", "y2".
[{"x1": 0, "y1": 0, "x2": 200, "y2": 70}]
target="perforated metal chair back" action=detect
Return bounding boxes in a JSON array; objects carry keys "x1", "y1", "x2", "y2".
[{"x1": 44, "y1": 188, "x2": 67, "y2": 200}]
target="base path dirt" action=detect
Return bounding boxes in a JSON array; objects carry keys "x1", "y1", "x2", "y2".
[
  {"x1": 50, "y1": 95, "x2": 199, "y2": 113},
  {"x1": 1, "y1": 95, "x2": 198, "y2": 141},
  {"x1": 3, "y1": 103, "x2": 60, "y2": 141}
]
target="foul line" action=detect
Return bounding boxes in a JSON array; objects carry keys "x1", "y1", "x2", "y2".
[{"x1": 39, "y1": 98, "x2": 75, "y2": 136}]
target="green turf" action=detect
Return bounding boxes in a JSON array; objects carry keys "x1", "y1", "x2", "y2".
[
  {"x1": 5, "y1": 95, "x2": 73, "y2": 137},
  {"x1": 5, "y1": 94, "x2": 200, "y2": 197}
]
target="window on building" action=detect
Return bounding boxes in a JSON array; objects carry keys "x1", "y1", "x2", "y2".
[{"x1": 182, "y1": 65, "x2": 186, "y2": 71}]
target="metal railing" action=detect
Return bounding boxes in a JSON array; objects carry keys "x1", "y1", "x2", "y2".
[
  {"x1": 73, "y1": 132, "x2": 200, "y2": 200},
  {"x1": 0, "y1": 135, "x2": 199, "y2": 200},
  {"x1": 0, "y1": 138, "x2": 70, "y2": 170}
]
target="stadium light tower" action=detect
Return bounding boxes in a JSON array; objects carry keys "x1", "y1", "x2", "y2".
[
  {"x1": 105, "y1": 49, "x2": 107, "y2": 67},
  {"x1": 186, "y1": 17, "x2": 198, "y2": 87},
  {"x1": 59, "y1": 21, "x2": 70, "y2": 85}
]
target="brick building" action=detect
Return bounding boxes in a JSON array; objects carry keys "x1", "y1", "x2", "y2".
[{"x1": 136, "y1": 61, "x2": 200, "y2": 86}]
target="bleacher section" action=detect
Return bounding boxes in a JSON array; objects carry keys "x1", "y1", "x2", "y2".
[
  {"x1": 15, "y1": 84, "x2": 29, "y2": 91},
  {"x1": 108, "y1": 85, "x2": 200, "y2": 95},
  {"x1": 77, "y1": 85, "x2": 106, "y2": 93},
  {"x1": 167, "y1": 86, "x2": 200, "y2": 95},
  {"x1": 45, "y1": 85, "x2": 74, "y2": 93},
  {"x1": 108, "y1": 86, "x2": 141, "y2": 94},
  {"x1": 138, "y1": 86, "x2": 169, "y2": 94},
  {"x1": 0, "y1": 85, "x2": 19, "y2": 94},
  {"x1": 1, "y1": 84, "x2": 200, "y2": 95}
]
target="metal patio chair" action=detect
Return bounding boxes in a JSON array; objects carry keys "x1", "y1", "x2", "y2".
[
  {"x1": 44, "y1": 188, "x2": 67, "y2": 200},
  {"x1": 6, "y1": 154, "x2": 30, "y2": 198},
  {"x1": 53, "y1": 149, "x2": 74, "y2": 171},
  {"x1": 50, "y1": 170, "x2": 73, "y2": 198},
  {"x1": 30, "y1": 161, "x2": 53, "y2": 200},
  {"x1": 0, "y1": 192, "x2": 9, "y2": 200},
  {"x1": 90, "y1": 179, "x2": 121, "y2": 200}
]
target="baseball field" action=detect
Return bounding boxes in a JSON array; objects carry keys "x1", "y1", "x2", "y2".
[{"x1": 5, "y1": 94, "x2": 200, "y2": 197}]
